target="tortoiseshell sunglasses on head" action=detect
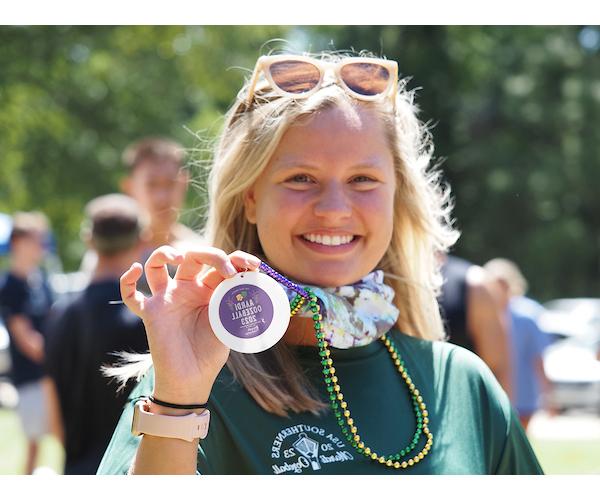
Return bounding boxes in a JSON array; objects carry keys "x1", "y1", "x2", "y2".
[{"x1": 246, "y1": 55, "x2": 399, "y2": 109}]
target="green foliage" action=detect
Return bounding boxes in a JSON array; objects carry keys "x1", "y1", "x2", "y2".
[
  {"x1": 0, "y1": 26, "x2": 285, "y2": 268},
  {"x1": 305, "y1": 26, "x2": 600, "y2": 300},
  {"x1": 1, "y1": 26, "x2": 598, "y2": 299}
]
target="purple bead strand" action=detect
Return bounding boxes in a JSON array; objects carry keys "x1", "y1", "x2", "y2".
[{"x1": 258, "y1": 262, "x2": 310, "y2": 299}]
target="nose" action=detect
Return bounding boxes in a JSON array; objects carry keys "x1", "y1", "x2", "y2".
[
  {"x1": 313, "y1": 181, "x2": 352, "y2": 222},
  {"x1": 152, "y1": 188, "x2": 173, "y2": 208}
]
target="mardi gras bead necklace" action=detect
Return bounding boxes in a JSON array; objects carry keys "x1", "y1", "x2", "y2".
[{"x1": 258, "y1": 262, "x2": 433, "y2": 469}]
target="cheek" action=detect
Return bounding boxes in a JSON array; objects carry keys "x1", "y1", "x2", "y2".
[
  {"x1": 132, "y1": 185, "x2": 152, "y2": 204},
  {"x1": 256, "y1": 188, "x2": 307, "y2": 230},
  {"x1": 359, "y1": 189, "x2": 395, "y2": 228}
]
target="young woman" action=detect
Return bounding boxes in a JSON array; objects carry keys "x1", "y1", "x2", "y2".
[{"x1": 98, "y1": 53, "x2": 543, "y2": 475}]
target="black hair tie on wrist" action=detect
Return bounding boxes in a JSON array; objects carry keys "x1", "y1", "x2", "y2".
[{"x1": 149, "y1": 395, "x2": 207, "y2": 410}]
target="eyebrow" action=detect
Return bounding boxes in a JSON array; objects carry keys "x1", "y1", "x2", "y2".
[{"x1": 273, "y1": 158, "x2": 389, "y2": 172}]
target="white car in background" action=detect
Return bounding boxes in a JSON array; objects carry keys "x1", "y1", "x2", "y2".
[{"x1": 539, "y1": 298, "x2": 600, "y2": 414}]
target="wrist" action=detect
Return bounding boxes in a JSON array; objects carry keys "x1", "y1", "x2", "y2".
[
  {"x1": 152, "y1": 383, "x2": 211, "y2": 407},
  {"x1": 147, "y1": 400, "x2": 206, "y2": 416}
]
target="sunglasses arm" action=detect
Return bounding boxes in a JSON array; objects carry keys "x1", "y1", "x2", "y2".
[{"x1": 246, "y1": 61, "x2": 264, "y2": 106}]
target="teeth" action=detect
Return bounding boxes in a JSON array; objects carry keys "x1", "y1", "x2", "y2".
[{"x1": 303, "y1": 234, "x2": 355, "y2": 246}]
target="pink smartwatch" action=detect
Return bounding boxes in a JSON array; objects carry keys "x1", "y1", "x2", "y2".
[{"x1": 131, "y1": 399, "x2": 210, "y2": 442}]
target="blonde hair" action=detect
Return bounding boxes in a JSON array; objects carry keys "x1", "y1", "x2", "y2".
[
  {"x1": 107, "y1": 51, "x2": 459, "y2": 416},
  {"x1": 483, "y1": 258, "x2": 528, "y2": 296}
]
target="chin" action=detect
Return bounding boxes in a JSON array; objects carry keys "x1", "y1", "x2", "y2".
[{"x1": 288, "y1": 266, "x2": 366, "y2": 288}]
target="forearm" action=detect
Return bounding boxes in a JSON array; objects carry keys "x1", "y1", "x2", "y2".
[
  {"x1": 8, "y1": 316, "x2": 45, "y2": 362},
  {"x1": 131, "y1": 435, "x2": 199, "y2": 475}
]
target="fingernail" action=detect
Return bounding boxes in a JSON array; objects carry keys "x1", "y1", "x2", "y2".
[
  {"x1": 225, "y1": 262, "x2": 237, "y2": 276},
  {"x1": 246, "y1": 256, "x2": 261, "y2": 267}
]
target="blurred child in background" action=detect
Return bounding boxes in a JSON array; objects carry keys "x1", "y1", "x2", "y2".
[{"x1": 0, "y1": 212, "x2": 54, "y2": 474}]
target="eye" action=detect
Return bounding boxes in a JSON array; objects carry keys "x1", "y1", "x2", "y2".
[
  {"x1": 351, "y1": 175, "x2": 377, "y2": 183},
  {"x1": 285, "y1": 174, "x2": 315, "y2": 183}
]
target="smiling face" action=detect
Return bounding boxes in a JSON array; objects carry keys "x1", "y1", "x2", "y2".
[{"x1": 243, "y1": 103, "x2": 396, "y2": 287}]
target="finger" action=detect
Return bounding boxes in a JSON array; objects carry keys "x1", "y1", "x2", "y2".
[
  {"x1": 174, "y1": 247, "x2": 238, "y2": 282},
  {"x1": 120, "y1": 263, "x2": 146, "y2": 317},
  {"x1": 199, "y1": 267, "x2": 226, "y2": 290},
  {"x1": 144, "y1": 245, "x2": 184, "y2": 295},
  {"x1": 200, "y1": 253, "x2": 261, "y2": 291},
  {"x1": 228, "y1": 250, "x2": 262, "y2": 271}
]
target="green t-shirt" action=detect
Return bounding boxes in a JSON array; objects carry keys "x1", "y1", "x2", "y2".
[{"x1": 97, "y1": 330, "x2": 543, "y2": 475}]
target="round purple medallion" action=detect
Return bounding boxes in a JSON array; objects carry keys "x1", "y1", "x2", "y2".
[{"x1": 218, "y1": 284, "x2": 275, "y2": 339}]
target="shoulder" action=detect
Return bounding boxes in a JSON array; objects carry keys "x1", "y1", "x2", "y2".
[
  {"x1": 0, "y1": 272, "x2": 24, "y2": 295},
  {"x1": 0, "y1": 273, "x2": 28, "y2": 312},
  {"x1": 464, "y1": 267, "x2": 497, "y2": 304},
  {"x1": 45, "y1": 293, "x2": 88, "y2": 344},
  {"x1": 47, "y1": 292, "x2": 85, "y2": 325},
  {"x1": 391, "y1": 330, "x2": 511, "y2": 411}
]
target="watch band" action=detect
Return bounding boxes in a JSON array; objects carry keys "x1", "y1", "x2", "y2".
[{"x1": 131, "y1": 399, "x2": 210, "y2": 442}]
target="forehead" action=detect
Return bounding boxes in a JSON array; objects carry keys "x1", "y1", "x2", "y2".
[
  {"x1": 271, "y1": 104, "x2": 392, "y2": 167},
  {"x1": 131, "y1": 160, "x2": 181, "y2": 180},
  {"x1": 294, "y1": 102, "x2": 383, "y2": 136},
  {"x1": 15, "y1": 230, "x2": 46, "y2": 244}
]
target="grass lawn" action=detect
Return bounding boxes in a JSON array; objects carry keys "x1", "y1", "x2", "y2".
[
  {"x1": 1, "y1": 408, "x2": 598, "y2": 474},
  {"x1": 529, "y1": 438, "x2": 600, "y2": 474},
  {"x1": 0, "y1": 409, "x2": 64, "y2": 474}
]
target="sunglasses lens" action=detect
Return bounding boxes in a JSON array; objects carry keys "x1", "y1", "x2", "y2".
[
  {"x1": 340, "y1": 63, "x2": 391, "y2": 96},
  {"x1": 269, "y1": 60, "x2": 321, "y2": 94}
]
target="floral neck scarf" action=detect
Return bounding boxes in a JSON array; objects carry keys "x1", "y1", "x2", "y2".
[{"x1": 281, "y1": 270, "x2": 400, "y2": 349}]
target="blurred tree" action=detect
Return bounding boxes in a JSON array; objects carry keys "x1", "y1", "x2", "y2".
[
  {"x1": 0, "y1": 26, "x2": 284, "y2": 268},
  {"x1": 303, "y1": 26, "x2": 600, "y2": 300},
  {"x1": 1, "y1": 26, "x2": 598, "y2": 300}
]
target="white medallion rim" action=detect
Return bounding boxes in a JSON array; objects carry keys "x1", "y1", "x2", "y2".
[{"x1": 208, "y1": 271, "x2": 291, "y2": 353}]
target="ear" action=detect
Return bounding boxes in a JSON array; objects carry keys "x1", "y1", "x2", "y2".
[
  {"x1": 82, "y1": 234, "x2": 94, "y2": 251},
  {"x1": 120, "y1": 176, "x2": 132, "y2": 195},
  {"x1": 178, "y1": 169, "x2": 190, "y2": 187},
  {"x1": 243, "y1": 186, "x2": 257, "y2": 224}
]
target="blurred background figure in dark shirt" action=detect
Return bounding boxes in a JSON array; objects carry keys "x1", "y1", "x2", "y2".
[
  {"x1": 44, "y1": 194, "x2": 149, "y2": 474},
  {"x1": 484, "y1": 258, "x2": 553, "y2": 431},
  {"x1": 0, "y1": 212, "x2": 54, "y2": 474},
  {"x1": 438, "y1": 254, "x2": 513, "y2": 399}
]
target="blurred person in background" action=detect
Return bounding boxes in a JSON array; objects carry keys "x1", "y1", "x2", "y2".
[
  {"x1": 120, "y1": 136, "x2": 199, "y2": 254},
  {"x1": 483, "y1": 258, "x2": 553, "y2": 431},
  {"x1": 80, "y1": 137, "x2": 202, "y2": 293},
  {"x1": 438, "y1": 254, "x2": 512, "y2": 398},
  {"x1": 44, "y1": 194, "x2": 149, "y2": 474},
  {"x1": 0, "y1": 211, "x2": 54, "y2": 474}
]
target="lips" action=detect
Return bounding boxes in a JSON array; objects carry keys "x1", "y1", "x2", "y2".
[
  {"x1": 297, "y1": 233, "x2": 361, "y2": 254},
  {"x1": 302, "y1": 233, "x2": 355, "y2": 246}
]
